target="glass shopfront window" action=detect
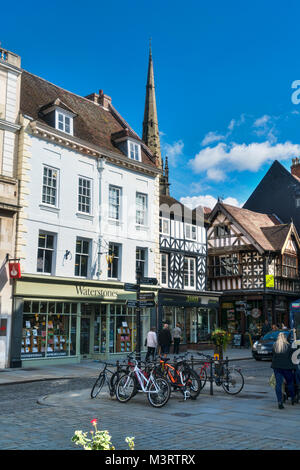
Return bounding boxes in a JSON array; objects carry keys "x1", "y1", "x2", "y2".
[
  {"x1": 162, "y1": 305, "x2": 218, "y2": 344},
  {"x1": 109, "y1": 304, "x2": 150, "y2": 354},
  {"x1": 22, "y1": 301, "x2": 77, "y2": 359},
  {"x1": 94, "y1": 304, "x2": 107, "y2": 354}
]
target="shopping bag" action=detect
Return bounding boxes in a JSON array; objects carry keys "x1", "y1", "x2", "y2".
[{"x1": 269, "y1": 372, "x2": 276, "y2": 389}]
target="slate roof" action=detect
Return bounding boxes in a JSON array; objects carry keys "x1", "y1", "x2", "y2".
[
  {"x1": 243, "y1": 160, "x2": 300, "y2": 233},
  {"x1": 221, "y1": 203, "x2": 281, "y2": 251},
  {"x1": 261, "y1": 224, "x2": 291, "y2": 251},
  {"x1": 210, "y1": 202, "x2": 300, "y2": 252},
  {"x1": 20, "y1": 70, "x2": 157, "y2": 168}
]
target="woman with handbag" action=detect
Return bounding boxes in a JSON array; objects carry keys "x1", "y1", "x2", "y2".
[{"x1": 271, "y1": 332, "x2": 296, "y2": 409}]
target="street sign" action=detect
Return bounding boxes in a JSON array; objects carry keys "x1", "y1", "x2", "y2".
[
  {"x1": 139, "y1": 292, "x2": 155, "y2": 301},
  {"x1": 138, "y1": 301, "x2": 156, "y2": 308},
  {"x1": 124, "y1": 283, "x2": 138, "y2": 292},
  {"x1": 127, "y1": 300, "x2": 155, "y2": 308},
  {"x1": 265, "y1": 275, "x2": 275, "y2": 288},
  {"x1": 141, "y1": 277, "x2": 158, "y2": 285}
]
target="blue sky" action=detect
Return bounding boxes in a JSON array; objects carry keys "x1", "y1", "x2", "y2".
[{"x1": 3, "y1": 0, "x2": 300, "y2": 209}]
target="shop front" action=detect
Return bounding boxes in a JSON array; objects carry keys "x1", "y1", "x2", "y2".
[
  {"x1": 10, "y1": 275, "x2": 156, "y2": 367},
  {"x1": 158, "y1": 291, "x2": 220, "y2": 349},
  {"x1": 220, "y1": 293, "x2": 297, "y2": 344}
]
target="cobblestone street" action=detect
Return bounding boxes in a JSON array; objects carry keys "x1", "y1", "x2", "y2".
[{"x1": 1, "y1": 359, "x2": 300, "y2": 450}]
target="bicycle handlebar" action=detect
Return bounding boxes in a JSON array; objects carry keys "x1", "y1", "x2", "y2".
[{"x1": 197, "y1": 352, "x2": 213, "y2": 360}]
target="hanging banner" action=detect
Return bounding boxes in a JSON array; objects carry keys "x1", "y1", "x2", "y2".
[{"x1": 9, "y1": 262, "x2": 21, "y2": 279}]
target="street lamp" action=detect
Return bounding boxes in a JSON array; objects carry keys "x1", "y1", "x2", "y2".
[{"x1": 136, "y1": 262, "x2": 143, "y2": 364}]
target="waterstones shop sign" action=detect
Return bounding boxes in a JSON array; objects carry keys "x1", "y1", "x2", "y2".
[{"x1": 75, "y1": 286, "x2": 118, "y2": 299}]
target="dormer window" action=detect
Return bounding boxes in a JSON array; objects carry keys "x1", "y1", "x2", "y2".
[
  {"x1": 39, "y1": 99, "x2": 76, "y2": 136},
  {"x1": 128, "y1": 141, "x2": 141, "y2": 161},
  {"x1": 55, "y1": 109, "x2": 73, "y2": 135}
]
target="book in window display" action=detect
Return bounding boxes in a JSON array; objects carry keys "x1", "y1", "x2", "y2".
[{"x1": 116, "y1": 327, "x2": 132, "y2": 353}]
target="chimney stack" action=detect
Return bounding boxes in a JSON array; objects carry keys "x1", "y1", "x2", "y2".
[
  {"x1": 98, "y1": 90, "x2": 112, "y2": 110},
  {"x1": 84, "y1": 90, "x2": 112, "y2": 109},
  {"x1": 291, "y1": 157, "x2": 300, "y2": 179}
]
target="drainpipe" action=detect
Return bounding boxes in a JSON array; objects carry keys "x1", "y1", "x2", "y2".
[{"x1": 97, "y1": 157, "x2": 105, "y2": 279}]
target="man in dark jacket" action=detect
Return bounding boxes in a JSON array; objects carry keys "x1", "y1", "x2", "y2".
[
  {"x1": 261, "y1": 319, "x2": 271, "y2": 337},
  {"x1": 271, "y1": 332, "x2": 296, "y2": 409},
  {"x1": 158, "y1": 324, "x2": 172, "y2": 358}
]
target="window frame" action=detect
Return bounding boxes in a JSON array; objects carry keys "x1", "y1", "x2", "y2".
[
  {"x1": 185, "y1": 223, "x2": 197, "y2": 241},
  {"x1": 160, "y1": 253, "x2": 169, "y2": 287},
  {"x1": 136, "y1": 192, "x2": 148, "y2": 226},
  {"x1": 127, "y1": 140, "x2": 141, "y2": 162},
  {"x1": 215, "y1": 225, "x2": 230, "y2": 238},
  {"x1": 42, "y1": 165, "x2": 59, "y2": 207},
  {"x1": 109, "y1": 185, "x2": 122, "y2": 221},
  {"x1": 74, "y1": 237, "x2": 91, "y2": 277},
  {"x1": 37, "y1": 232, "x2": 56, "y2": 275},
  {"x1": 136, "y1": 247, "x2": 147, "y2": 278},
  {"x1": 55, "y1": 109, "x2": 74, "y2": 135},
  {"x1": 107, "y1": 243, "x2": 121, "y2": 280},
  {"x1": 78, "y1": 176, "x2": 92, "y2": 215},
  {"x1": 183, "y1": 257, "x2": 196, "y2": 289},
  {"x1": 159, "y1": 217, "x2": 170, "y2": 235}
]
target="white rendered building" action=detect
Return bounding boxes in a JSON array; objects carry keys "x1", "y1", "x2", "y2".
[{"x1": 10, "y1": 70, "x2": 161, "y2": 367}]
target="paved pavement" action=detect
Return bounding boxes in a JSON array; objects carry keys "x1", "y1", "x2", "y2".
[
  {"x1": 0, "y1": 347, "x2": 252, "y2": 386},
  {"x1": 1, "y1": 352, "x2": 300, "y2": 450}
]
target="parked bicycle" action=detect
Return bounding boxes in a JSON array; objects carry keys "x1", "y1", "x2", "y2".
[
  {"x1": 91, "y1": 360, "x2": 128, "y2": 399},
  {"x1": 155, "y1": 353, "x2": 201, "y2": 400},
  {"x1": 115, "y1": 359, "x2": 171, "y2": 408},
  {"x1": 194, "y1": 352, "x2": 244, "y2": 395}
]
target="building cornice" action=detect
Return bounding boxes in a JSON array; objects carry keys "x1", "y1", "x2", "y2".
[
  {"x1": 0, "y1": 118, "x2": 21, "y2": 133},
  {"x1": 29, "y1": 119, "x2": 162, "y2": 178}
]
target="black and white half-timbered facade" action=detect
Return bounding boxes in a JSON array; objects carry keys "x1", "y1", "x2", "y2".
[
  {"x1": 158, "y1": 190, "x2": 221, "y2": 348},
  {"x1": 207, "y1": 201, "x2": 300, "y2": 338}
]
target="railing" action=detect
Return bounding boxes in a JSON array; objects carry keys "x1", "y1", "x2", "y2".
[
  {"x1": 0, "y1": 48, "x2": 8, "y2": 61},
  {"x1": 0, "y1": 48, "x2": 21, "y2": 67}
]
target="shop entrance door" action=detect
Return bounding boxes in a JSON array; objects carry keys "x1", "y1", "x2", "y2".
[{"x1": 80, "y1": 316, "x2": 91, "y2": 356}]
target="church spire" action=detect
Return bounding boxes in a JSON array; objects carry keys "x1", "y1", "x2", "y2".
[{"x1": 142, "y1": 41, "x2": 162, "y2": 169}]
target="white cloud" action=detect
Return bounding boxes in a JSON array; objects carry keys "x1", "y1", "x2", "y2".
[
  {"x1": 189, "y1": 140, "x2": 300, "y2": 180},
  {"x1": 253, "y1": 115, "x2": 271, "y2": 128},
  {"x1": 162, "y1": 139, "x2": 184, "y2": 166},
  {"x1": 201, "y1": 131, "x2": 226, "y2": 146},
  {"x1": 253, "y1": 115, "x2": 278, "y2": 143},
  {"x1": 180, "y1": 194, "x2": 242, "y2": 210}
]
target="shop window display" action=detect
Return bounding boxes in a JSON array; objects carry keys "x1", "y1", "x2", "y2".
[
  {"x1": 109, "y1": 305, "x2": 150, "y2": 354},
  {"x1": 22, "y1": 301, "x2": 77, "y2": 359}
]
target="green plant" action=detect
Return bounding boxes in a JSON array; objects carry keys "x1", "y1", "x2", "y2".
[
  {"x1": 71, "y1": 419, "x2": 135, "y2": 450},
  {"x1": 211, "y1": 329, "x2": 232, "y2": 351}
]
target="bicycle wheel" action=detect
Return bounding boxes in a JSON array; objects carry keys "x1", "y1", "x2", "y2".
[
  {"x1": 221, "y1": 368, "x2": 244, "y2": 395},
  {"x1": 182, "y1": 368, "x2": 201, "y2": 399},
  {"x1": 196, "y1": 366, "x2": 207, "y2": 390},
  {"x1": 147, "y1": 377, "x2": 171, "y2": 408},
  {"x1": 110, "y1": 370, "x2": 127, "y2": 397},
  {"x1": 115, "y1": 374, "x2": 136, "y2": 403},
  {"x1": 91, "y1": 373, "x2": 105, "y2": 399}
]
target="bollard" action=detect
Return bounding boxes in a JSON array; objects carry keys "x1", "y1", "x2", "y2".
[{"x1": 209, "y1": 358, "x2": 214, "y2": 396}]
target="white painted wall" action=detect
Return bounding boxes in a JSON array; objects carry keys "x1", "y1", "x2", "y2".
[{"x1": 21, "y1": 135, "x2": 158, "y2": 284}]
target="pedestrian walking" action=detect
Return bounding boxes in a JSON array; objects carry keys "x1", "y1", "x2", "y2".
[
  {"x1": 271, "y1": 332, "x2": 296, "y2": 409},
  {"x1": 158, "y1": 323, "x2": 172, "y2": 358},
  {"x1": 261, "y1": 319, "x2": 271, "y2": 336},
  {"x1": 145, "y1": 327, "x2": 157, "y2": 362},
  {"x1": 172, "y1": 323, "x2": 182, "y2": 355}
]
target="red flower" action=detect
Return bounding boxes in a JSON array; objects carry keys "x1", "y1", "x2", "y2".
[{"x1": 91, "y1": 419, "x2": 98, "y2": 426}]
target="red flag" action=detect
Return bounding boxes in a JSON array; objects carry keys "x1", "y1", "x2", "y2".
[{"x1": 9, "y1": 262, "x2": 21, "y2": 279}]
